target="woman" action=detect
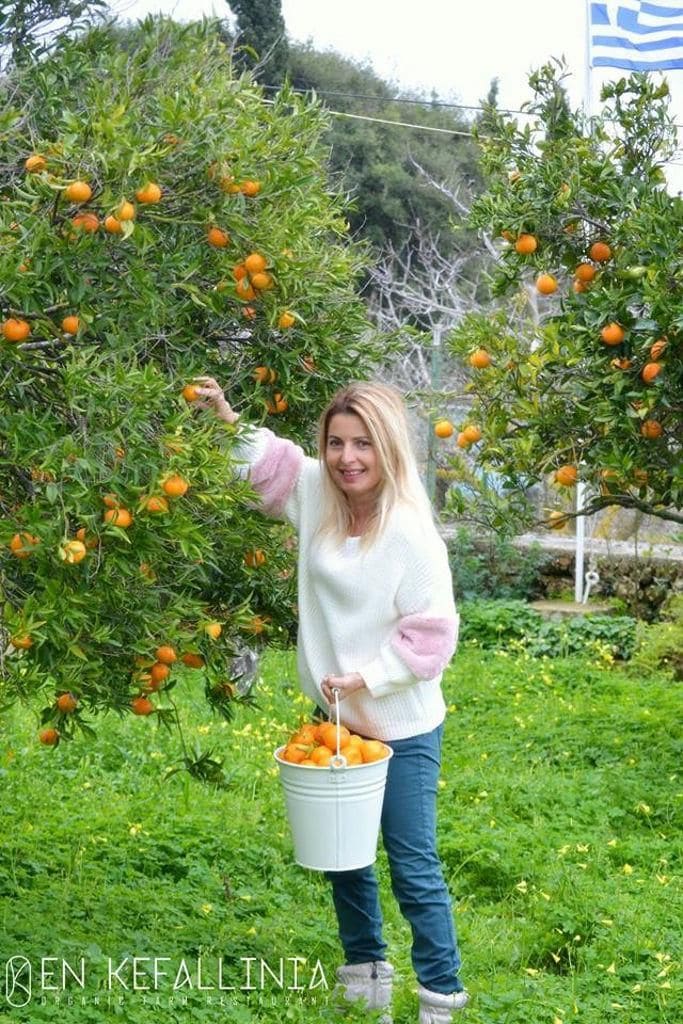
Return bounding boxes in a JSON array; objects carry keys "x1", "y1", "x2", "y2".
[{"x1": 195, "y1": 377, "x2": 468, "y2": 1024}]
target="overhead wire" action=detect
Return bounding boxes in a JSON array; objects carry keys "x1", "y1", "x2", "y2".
[{"x1": 263, "y1": 87, "x2": 683, "y2": 167}]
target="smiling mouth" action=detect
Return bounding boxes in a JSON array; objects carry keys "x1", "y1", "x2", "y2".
[{"x1": 340, "y1": 469, "x2": 364, "y2": 480}]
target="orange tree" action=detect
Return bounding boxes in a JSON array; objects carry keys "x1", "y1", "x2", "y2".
[
  {"x1": 446, "y1": 63, "x2": 682, "y2": 532},
  {"x1": 0, "y1": 17, "x2": 388, "y2": 774}
]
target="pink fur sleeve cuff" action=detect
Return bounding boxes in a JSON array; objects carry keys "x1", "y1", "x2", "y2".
[
  {"x1": 390, "y1": 613, "x2": 458, "y2": 679},
  {"x1": 249, "y1": 429, "x2": 305, "y2": 516}
]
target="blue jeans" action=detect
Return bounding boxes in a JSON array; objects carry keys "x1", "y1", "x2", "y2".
[{"x1": 325, "y1": 723, "x2": 464, "y2": 994}]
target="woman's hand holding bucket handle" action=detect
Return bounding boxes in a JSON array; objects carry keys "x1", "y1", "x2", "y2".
[{"x1": 321, "y1": 672, "x2": 366, "y2": 706}]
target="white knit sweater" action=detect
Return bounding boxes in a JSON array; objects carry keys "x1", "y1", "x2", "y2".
[{"x1": 234, "y1": 426, "x2": 459, "y2": 741}]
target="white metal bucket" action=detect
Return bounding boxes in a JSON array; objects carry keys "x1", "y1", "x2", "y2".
[{"x1": 273, "y1": 745, "x2": 392, "y2": 871}]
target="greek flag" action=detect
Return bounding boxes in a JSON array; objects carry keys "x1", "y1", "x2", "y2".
[{"x1": 590, "y1": 1, "x2": 683, "y2": 71}]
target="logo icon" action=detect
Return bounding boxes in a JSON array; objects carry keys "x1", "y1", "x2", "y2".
[{"x1": 5, "y1": 957, "x2": 31, "y2": 1007}]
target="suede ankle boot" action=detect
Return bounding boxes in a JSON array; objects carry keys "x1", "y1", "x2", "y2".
[
  {"x1": 417, "y1": 984, "x2": 469, "y2": 1023},
  {"x1": 335, "y1": 960, "x2": 394, "y2": 1022}
]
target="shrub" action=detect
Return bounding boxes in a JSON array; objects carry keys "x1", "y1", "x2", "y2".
[
  {"x1": 627, "y1": 594, "x2": 683, "y2": 679},
  {"x1": 448, "y1": 527, "x2": 548, "y2": 601},
  {"x1": 459, "y1": 600, "x2": 637, "y2": 661}
]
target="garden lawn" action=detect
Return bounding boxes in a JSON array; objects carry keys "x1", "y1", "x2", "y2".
[{"x1": 0, "y1": 644, "x2": 680, "y2": 1023}]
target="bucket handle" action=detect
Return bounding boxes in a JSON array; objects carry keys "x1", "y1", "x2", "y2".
[{"x1": 329, "y1": 687, "x2": 347, "y2": 771}]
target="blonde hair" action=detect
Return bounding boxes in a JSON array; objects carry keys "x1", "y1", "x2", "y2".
[{"x1": 316, "y1": 381, "x2": 434, "y2": 548}]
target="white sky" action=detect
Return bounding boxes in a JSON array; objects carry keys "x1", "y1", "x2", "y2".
[{"x1": 112, "y1": 0, "x2": 683, "y2": 189}]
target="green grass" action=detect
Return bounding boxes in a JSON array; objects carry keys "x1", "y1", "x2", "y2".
[{"x1": 0, "y1": 644, "x2": 680, "y2": 1023}]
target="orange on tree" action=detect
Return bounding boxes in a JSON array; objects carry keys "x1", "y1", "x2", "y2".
[
  {"x1": 39, "y1": 727, "x2": 60, "y2": 746},
  {"x1": 572, "y1": 279, "x2": 587, "y2": 294},
  {"x1": 207, "y1": 226, "x2": 229, "y2": 248},
  {"x1": 434, "y1": 419, "x2": 454, "y2": 439},
  {"x1": 253, "y1": 366, "x2": 277, "y2": 384},
  {"x1": 236, "y1": 277, "x2": 257, "y2": 301},
  {"x1": 611, "y1": 357, "x2": 633, "y2": 371},
  {"x1": 204, "y1": 621, "x2": 222, "y2": 640},
  {"x1": 250, "y1": 270, "x2": 274, "y2": 290},
  {"x1": 103, "y1": 507, "x2": 133, "y2": 528},
  {"x1": 2, "y1": 318, "x2": 31, "y2": 342},
  {"x1": 650, "y1": 337, "x2": 668, "y2": 359},
  {"x1": 102, "y1": 492, "x2": 120, "y2": 508},
  {"x1": 59, "y1": 539, "x2": 87, "y2": 564},
  {"x1": 11, "y1": 634, "x2": 34, "y2": 649},
  {"x1": 71, "y1": 211, "x2": 99, "y2": 233},
  {"x1": 117, "y1": 200, "x2": 135, "y2": 221},
  {"x1": 135, "y1": 182, "x2": 162, "y2": 204},
  {"x1": 65, "y1": 181, "x2": 92, "y2": 203},
  {"x1": 589, "y1": 241, "x2": 612, "y2": 262},
  {"x1": 641, "y1": 362, "x2": 663, "y2": 383},
  {"x1": 554, "y1": 464, "x2": 578, "y2": 487},
  {"x1": 61, "y1": 315, "x2": 81, "y2": 334},
  {"x1": 547, "y1": 510, "x2": 568, "y2": 530},
  {"x1": 56, "y1": 692, "x2": 78, "y2": 714},
  {"x1": 232, "y1": 263, "x2": 248, "y2": 281},
  {"x1": 162, "y1": 474, "x2": 189, "y2": 497},
  {"x1": 131, "y1": 695, "x2": 155, "y2": 716},
  {"x1": 25, "y1": 154, "x2": 47, "y2": 172},
  {"x1": 156, "y1": 645, "x2": 177, "y2": 664},
  {"x1": 244, "y1": 548, "x2": 266, "y2": 568},
  {"x1": 462, "y1": 424, "x2": 482, "y2": 444},
  {"x1": 468, "y1": 349, "x2": 492, "y2": 369},
  {"x1": 456, "y1": 431, "x2": 469, "y2": 449},
  {"x1": 514, "y1": 233, "x2": 538, "y2": 254},
  {"x1": 244, "y1": 252, "x2": 267, "y2": 274},
  {"x1": 220, "y1": 176, "x2": 241, "y2": 194},
  {"x1": 600, "y1": 322, "x2": 625, "y2": 346},
  {"x1": 641, "y1": 419, "x2": 663, "y2": 439},
  {"x1": 574, "y1": 263, "x2": 597, "y2": 283},
  {"x1": 9, "y1": 532, "x2": 40, "y2": 558},
  {"x1": 240, "y1": 180, "x2": 261, "y2": 196},
  {"x1": 150, "y1": 661, "x2": 170, "y2": 684},
  {"x1": 266, "y1": 392, "x2": 288, "y2": 414},
  {"x1": 535, "y1": 273, "x2": 558, "y2": 295},
  {"x1": 277, "y1": 310, "x2": 296, "y2": 329},
  {"x1": 143, "y1": 495, "x2": 169, "y2": 513},
  {"x1": 242, "y1": 305, "x2": 257, "y2": 319},
  {"x1": 181, "y1": 383, "x2": 200, "y2": 402},
  {"x1": 104, "y1": 214, "x2": 122, "y2": 234},
  {"x1": 181, "y1": 652, "x2": 204, "y2": 669},
  {"x1": 244, "y1": 615, "x2": 269, "y2": 634}
]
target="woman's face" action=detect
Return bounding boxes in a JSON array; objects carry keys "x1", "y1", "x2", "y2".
[{"x1": 325, "y1": 412, "x2": 382, "y2": 501}]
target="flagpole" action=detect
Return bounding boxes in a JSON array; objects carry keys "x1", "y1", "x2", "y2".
[
  {"x1": 584, "y1": 0, "x2": 593, "y2": 118},
  {"x1": 575, "y1": 0, "x2": 593, "y2": 603}
]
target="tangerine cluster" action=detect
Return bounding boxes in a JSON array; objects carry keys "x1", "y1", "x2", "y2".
[
  {"x1": 11, "y1": 157, "x2": 306, "y2": 417},
  {"x1": 8, "y1": 475, "x2": 191, "y2": 571},
  {"x1": 508, "y1": 232, "x2": 670, "y2": 433},
  {"x1": 37, "y1": 644, "x2": 207, "y2": 745},
  {"x1": 280, "y1": 721, "x2": 390, "y2": 767}
]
